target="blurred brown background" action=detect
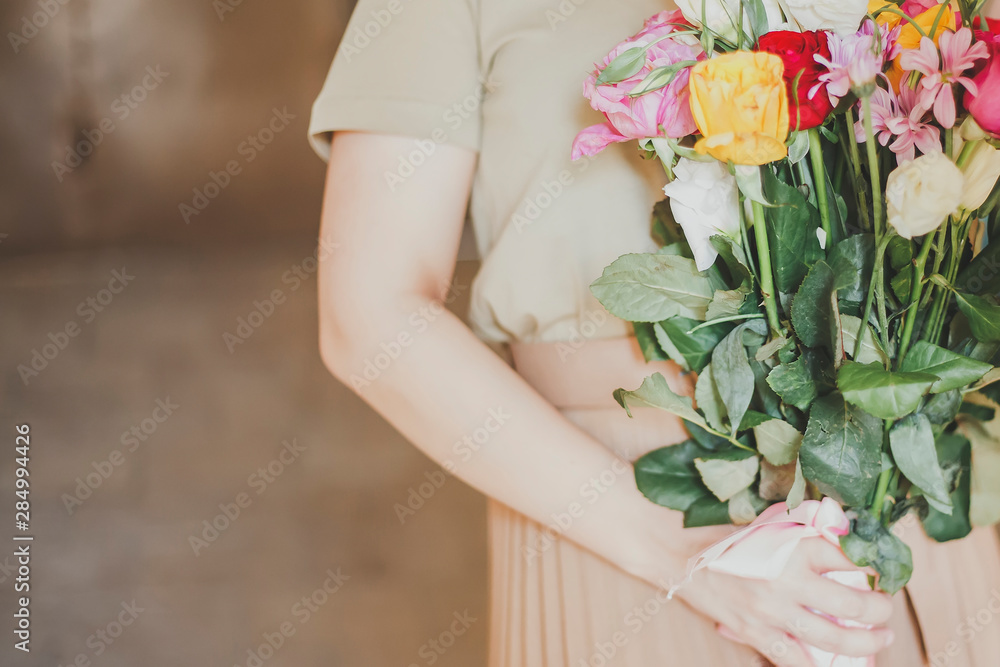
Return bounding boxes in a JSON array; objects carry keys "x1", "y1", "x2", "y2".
[{"x1": 0, "y1": 1, "x2": 487, "y2": 665}]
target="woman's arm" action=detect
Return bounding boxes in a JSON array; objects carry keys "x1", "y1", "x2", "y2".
[
  {"x1": 318, "y1": 131, "x2": 682, "y2": 579},
  {"x1": 318, "y1": 132, "x2": 894, "y2": 665}
]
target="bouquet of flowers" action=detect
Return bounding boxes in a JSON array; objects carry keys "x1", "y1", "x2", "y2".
[{"x1": 573, "y1": 0, "x2": 1000, "y2": 650}]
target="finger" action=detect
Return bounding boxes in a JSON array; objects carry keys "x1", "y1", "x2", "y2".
[
  {"x1": 786, "y1": 606, "x2": 895, "y2": 657},
  {"x1": 746, "y1": 627, "x2": 816, "y2": 667},
  {"x1": 799, "y1": 538, "x2": 860, "y2": 574},
  {"x1": 797, "y1": 574, "x2": 894, "y2": 626}
]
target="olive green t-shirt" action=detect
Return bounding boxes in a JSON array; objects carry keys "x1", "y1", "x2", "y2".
[{"x1": 310, "y1": 0, "x2": 671, "y2": 342}]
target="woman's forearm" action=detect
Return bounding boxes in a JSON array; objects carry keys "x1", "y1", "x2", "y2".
[{"x1": 320, "y1": 294, "x2": 698, "y2": 587}]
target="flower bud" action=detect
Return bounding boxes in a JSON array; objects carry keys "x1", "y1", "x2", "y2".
[{"x1": 960, "y1": 141, "x2": 1000, "y2": 211}]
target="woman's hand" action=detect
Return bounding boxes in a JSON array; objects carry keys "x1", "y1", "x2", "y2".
[{"x1": 674, "y1": 537, "x2": 895, "y2": 666}]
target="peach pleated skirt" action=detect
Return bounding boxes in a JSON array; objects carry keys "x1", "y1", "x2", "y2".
[{"x1": 488, "y1": 338, "x2": 1000, "y2": 667}]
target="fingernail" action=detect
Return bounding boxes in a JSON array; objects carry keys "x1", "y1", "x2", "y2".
[{"x1": 885, "y1": 630, "x2": 895, "y2": 647}]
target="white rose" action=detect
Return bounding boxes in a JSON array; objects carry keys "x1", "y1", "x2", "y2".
[
  {"x1": 886, "y1": 151, "x2": 964, "y2": 239},
  {"x1": 675, "y1": 0, "x2": 785, "y2": 44},
  {"x1": 783, "y1": 0, "x2": 868, "y2": 36},
  {"x1": 663, "y1": 158, "x2": 742, "y2": 271},
  {"x1": 960, "y1": 142, "x2": 1000, "y2": 211}
]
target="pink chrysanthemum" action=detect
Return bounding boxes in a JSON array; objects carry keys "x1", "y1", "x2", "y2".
[
  {"x1": 854, "y1": 85, "x2": 940, "y2": 164},
  {"x1": 899, "y1": 27, "x2": 988, "y2": 128},
  {"x1": 814, "y1": 29, "x2": 883, "y2": 104},
  {"x1": 859, "y1": 18, "x2": 902, "y2": 64}
]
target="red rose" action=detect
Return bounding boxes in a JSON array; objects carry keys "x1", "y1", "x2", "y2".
[{"x1": 757, "y1": 30, "x2": 834, "y2": 131}]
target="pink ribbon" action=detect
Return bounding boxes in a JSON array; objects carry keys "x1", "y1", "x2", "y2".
[{"x1": 671, "y1": 498, "x2": 875, "y2": 667}]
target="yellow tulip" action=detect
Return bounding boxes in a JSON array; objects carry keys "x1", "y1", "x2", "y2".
[
  {"x1": 688, "y1": 52, "x2": 789, "y2": 166},
  {"x1": 867, "y1": 0, "x2": 902, "y2": 29}
]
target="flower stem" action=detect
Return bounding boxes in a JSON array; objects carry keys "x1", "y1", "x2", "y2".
[
  {"x1": 854, "y1": 234, "x2": 893, "y2": 362},
  {"x1": 871, "y1": 465, "x2": 894, "y2": 522},
  {"x1": 926, "y1": 213, "x2": 973, "y2": 344},
  {"x1": 808, "y1": 129, "x2": 834, "y2": 244},
  {"x1": 956, "y1": 138, "x2": 979, "y2": 168},
  {"x1": 842, "y1": 113, "x2": 872, "y2": 232},
  {"x1": 897, "y1": 233, "x2": 936, "y2": 366},
  {"x1": 862, "y1": 96, "x2": 884, "y2": 239},
  {"x1": 751, "y1": 200, "x2": 782, "y2": 337}
]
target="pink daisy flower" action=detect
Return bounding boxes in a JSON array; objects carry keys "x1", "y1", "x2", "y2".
[
  {"x1": 854, "y1": 86, "x2": 941, "y2": 164},
  {"x1": 899, "y1": 27, "x2": 988, "y2": 128},
  {"x1": 814, "y1": 29, "x2": 883, "y2": 105}
]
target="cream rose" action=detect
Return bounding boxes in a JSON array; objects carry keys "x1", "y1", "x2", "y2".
[
  {"x1": 663, "y1": 158, "x2": 742, "y2": 271},
  {"x1": 960, "y1": 141, "x2": 1000, "y2": 211},
  {"x1": 675, "y1": 0, "x2": 785, "y2": 44},
  {"x1": 783, "y1": 0, "x2": 868, "y2": 36},
  {"x1": 886, "y1": 151, "x2": 965, "y2": 239}
]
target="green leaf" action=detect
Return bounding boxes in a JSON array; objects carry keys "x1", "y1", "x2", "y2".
[
  {"x1": 840, "y1": 510, "x2": 913, "y2": 594},
  {"x1": 596, "y1": 46, "x2": 646, "y2": 84},
  {"x1": 954, "y1": 292, "x2": 1000, "y2": 343},
  {"x1": 695, "y1": 364, "x2": 728, "y2": 432},
  {"x1": 922, "y1": 432, "x2": 973, "y2": 542},
  {"x1": 837, "y1": 361, "x2": 937, "y2": 420},
  {"x1": 632, "y1": 322, "x2": 668, "y2": 362},
  {"x1": 591, "y1": 253, "x2": 713, "y2": 323},
  {"x1": 712, "y1": 323, "x2": 757, "y2": 435},
  {"x1": 634, "y1": 441, "x2": 712, "y2": 511},
  {"x1": 694, "y1": 454, "x2": 759, "y2": 502},
  {"x1": 683, "y1": 494, "x2": 732, "y2": 527},
  {"x1": 650, "y1": 199, "x2": 689, "y2": 251},
  {"x1": 727, "y1": 487, "x2": 763, "y2": 525},
  {"x1": 706, "y1": 288, "x2": 751, "y2": 320},
  {"x1": 840, "y1": 314, "x2": 889, "y2": 366},
  {"x1": 763, "y1": 168, "x2": 825, "y2": 293},
  {"x1": 887, "y1": 236, "x2": 913, "y2": 271},
  {"x1": 627, "y1": 60, "x2": 698, "y2": 96},
  {"x1": 829, "y1": 235, "x2": 875, "y2": 312},
  {"x1": 710, "y1": 235, "x2": 752, "y2": 286},
  {"x1": 767, "y1": 356, "x2": 819, "y2": 412},
  {"x1": 956, "y1": 237, "x2": 1000, "y2": 295},
  {"x1": 800, "y1": 393, "x2": 883, "y2": 507},
  {"x1": 615, "y1": 372, "x2": 705, "y2": 427},
  {"x1": 890, "y1": 271, "x2": 911, "y2": 303},
  {"x1": 920, "y1": 390, "x2": 963, "y2": 424},
  {"x1": 656, "y1": 317, "x2": 732, "y2": 374},
  {"x1": 742, "y1": 0, "x2": 771, "y2": 40},
  {"x1": 792, "y1": 261, "x2": 839, "y2": 351},
  {"x1": 890, "y1": 414, "x2": 952, "y2": 514},
  {"x1": 739, "y1": 409, "x2": 773, "y2": 431},
  {"x1": 685, "y1": 420, "x2": 733, "y2": 452},
  {"x1": 754, "y1": 418, "x2": 803, "y2": 466},
  {"x1": 787, "y1": 459, "x2": 806, "y2": 509},
  {"x1": 900, "y1": 341, "x2": 993, "y2": 393}
]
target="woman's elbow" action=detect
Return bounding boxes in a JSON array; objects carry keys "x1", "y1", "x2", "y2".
[
  {"x1": 317, "y1": 287, "x2": 418, "y2": 386},
  {"x1": 318, "y1": 297, "x2": 368, "y2": 385}
]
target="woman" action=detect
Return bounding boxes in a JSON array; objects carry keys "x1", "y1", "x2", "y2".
[{"x1": 309, "y1": 1, "x2": 1000, "y2": 664}]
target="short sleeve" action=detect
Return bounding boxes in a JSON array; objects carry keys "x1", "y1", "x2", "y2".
[{"x1": 308, "y1": 0, "x2": 483, "y2": 160}]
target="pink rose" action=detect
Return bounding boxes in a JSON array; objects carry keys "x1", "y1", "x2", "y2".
[
  {"x1": 964, "y1": 35, "x2": 1000, "y2": 137},
  {"x1": 571, "y1": 11, "x2": 703, "y2": 159}
]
